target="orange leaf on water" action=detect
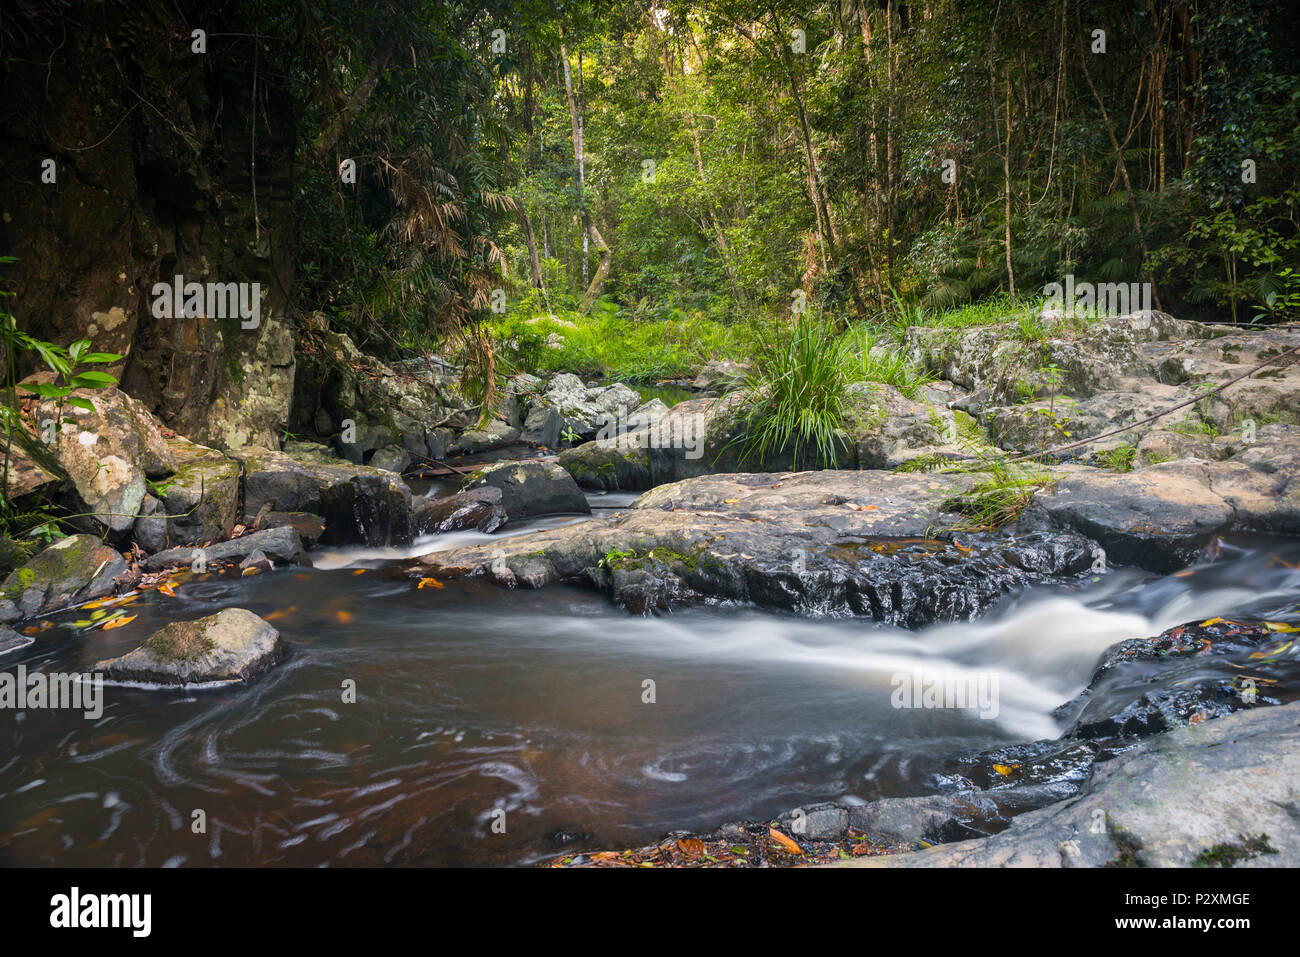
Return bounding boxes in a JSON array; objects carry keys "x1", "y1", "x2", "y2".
[
  {"x1": 417, "y1": 577, "x2": 445, "y2": 590},
  {"x1": 157, "y1": 582, "x2": 178, "y2": 597},
  {"x1": 336, "y1": 610, "x2": 353, "y2": 623},
  {"x1": 101, "y1": 615, "x2": 136, "y2": 630}
]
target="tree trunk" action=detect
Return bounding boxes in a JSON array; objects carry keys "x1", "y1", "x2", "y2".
[{"x1": 560, "y1": 35, "x2": 609, "y2": 313}]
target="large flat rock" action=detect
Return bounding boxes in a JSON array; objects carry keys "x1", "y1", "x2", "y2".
[{"x1": 422, "y1": 470, "x2": 1094, "y2": 625}]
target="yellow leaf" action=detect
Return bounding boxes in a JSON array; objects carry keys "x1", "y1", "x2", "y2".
[
  {"x1": 101, "y1": 615, "x2": 137, "y2": 631},
  {"x1": 992, "y1": 763, "x2": 1019, "y2": 776},
  {"x1": 723, "y1": 499, "x2": 740, "y2": 504},
  {"x1": 417, "y1": 577, "x2": 445, "y2": 590},
  {"x1": 1200, "y1": 617, "x2": 1229, "y2": 626},
  {"x1": 157, "y1": 582, "x2": 178, "y2": 597},
  {"x1": 1264, "y1": 621, "x2": 1300, "y2": 633}
]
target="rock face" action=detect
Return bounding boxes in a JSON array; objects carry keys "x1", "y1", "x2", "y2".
[
  {"x1": 1019, "y1": 423, "x2": 1300, "y2": 571},
  {"x1": 93, "y1": 608, "x2": 282, "y2": 686},
  {"x1": 844, "y1": 699, "x2": 1300, "y2": 868},
  {"x1": 292, "y1": 319, "x2": 466, "y2": 463},
  {"x1": 133, "y1": 435, "x2": 242, "y2": 550},
  {"x1": 233, "y1": 446, "x2": 413, "y2": 546},
  {"x1": 422, "y1": 469, "x2": 1094, "y2": 624},
  {"x1": 849, "y1": 382, "x2": 967, "y2": 469},
  {"x1": 0, "y1": 535, "x2": 126, "y2": 622},
  {"x1": 459, "y1": 461, "x2": 590, "y2": 521},
  {"x1": 27, "y1": 382, "x2": 175, "y2": 534},
  {"x1": 413, "y1": 486, "x2": 507, "y2": 534}
]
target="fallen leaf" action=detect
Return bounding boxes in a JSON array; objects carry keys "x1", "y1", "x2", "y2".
[
  {"x1": 336, "y1": 610, "x2": 353, "y2": 623},
  {"x1": 101, "y1": 615, "x2": 137, "y2": 631},
  {"x1": 723, "y1": 499, "x2": 740, "y2": 504},
  {"x1": 768, "y1": 828, "x2": 803, "y2": 855},
  {"x1": 157, "y1": 581, "x2": 178, "y2": 597},
  {"x1": 992, "y1": 763, "x2": 1019, "y2": 776},
  {"x1": 352, "y1": 569, "x2": 367, "y2": 576},
  {"x1": 417, "y1": 577, "x2": 445, "y2": 590},
  {"x1": 1264, "y1": 621, "x2": 1300, "y2": 633}
]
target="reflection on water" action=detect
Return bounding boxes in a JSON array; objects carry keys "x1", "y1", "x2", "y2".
[{"x1": 1, "y1": 534, "x2": 1297, "y2": 866}]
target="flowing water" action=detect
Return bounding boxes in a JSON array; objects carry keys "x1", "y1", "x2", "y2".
[{"x1": 2, "y1": 511, "x2": 1298, "y2": 867}]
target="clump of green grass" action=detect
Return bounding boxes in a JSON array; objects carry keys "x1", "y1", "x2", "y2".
[
  {"x1": 1095, "y1": 442, "x2": 1136, "y2": 472},
  {"x1": 840, "y1": 324, "x2": 936, "y2": 400},
  {"x1": 725, "y1": 313, "x2": 855, "y2": 470},
  {"x1": 896, "y1": 413, "x2": 1055, "y2": 530}
]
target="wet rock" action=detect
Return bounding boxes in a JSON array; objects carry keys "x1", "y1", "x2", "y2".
[
  {"x1": 233, "y1": 446, "x2": 413, "y2": 546},
  {"x1": 1058, "y1": 616, "x2": 1297, "y2": 739},
  {"x1": 257, "y1": 511, "x2": 326, "y2": 547},
  {"x1": 413, "y1": 486, "x2": 507, "y2": 534},
  {"x1": 423, "y1": 470, "x2": 1095, "y2": 625},
  {"x1": 844, "y1": 699, "x2": 1300, "y2": 867},
  {"x1": 778, "y1": 803, "x2": 850, "y2": 842},
  {"x1": 1018, "y1": 424, "x2": 1300, "y2": 571},
  {"x1": 0, "y1": 625, "x2": 33, "y2": 657},
  {"x1": 93, "y1": 607, "x2": 283, "y2": 686},
  {"x1": 142, "y1": 526, "x2": 302, "y2": 571},
  {"x1": 460, "y1": 461, "x2": 590, "y2": 521},
  {"x1": 238, "y1": 549, "x2": 273, "y2": 574},
  {"x1": 0, "y1": 534, "x2": 126, "y2": 622}
]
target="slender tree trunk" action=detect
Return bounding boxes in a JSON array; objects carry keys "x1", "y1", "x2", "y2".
[{"x1": 560, "y1": 35, "x2": 609, "y2": 312}]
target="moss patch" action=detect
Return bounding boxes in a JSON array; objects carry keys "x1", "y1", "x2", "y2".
[
  {"x1": 141, "y1": 620, "x2": 216, "y2": 662},
  {"x1": 1194, "y1": 834, "x2": 1277, "y2": 868}
]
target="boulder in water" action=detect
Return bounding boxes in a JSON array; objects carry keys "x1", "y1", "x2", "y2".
[{"x1": 94, "y1": 607, "x2": 282, "y2": 686}]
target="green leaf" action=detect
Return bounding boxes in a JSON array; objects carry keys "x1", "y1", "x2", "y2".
[
  {"x1": 64, "y1": 396, "x2": 96, "y2": 412},
  {"x1": 69, "y1": 371, "x2": 117, "y2": 388},
  {"x1": 80, "y1": 352, "x2": 124, "y2": 364},
  {"x1": 20, "y1": 382, "x2": 71, "y2": 398}
]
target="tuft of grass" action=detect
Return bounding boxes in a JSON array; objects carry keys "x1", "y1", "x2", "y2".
[
  {"x1": 1095, "y1": 442, "x2": 1136, "y2": 472},
  {"x1": 724, "y1": 313, "x2": 856, "y2": 471},
  {"x1": 896, "y1": 413, "x2": 1055, "y2": 531},
  {"x1": 840, "y1": 324, "x2": 936, "y2": 399}
]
